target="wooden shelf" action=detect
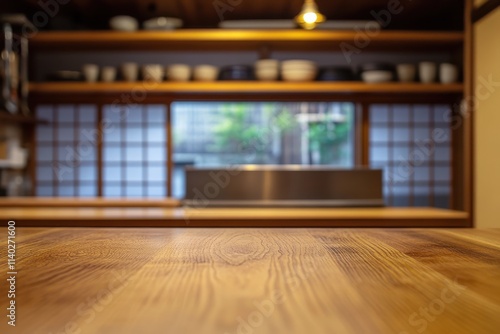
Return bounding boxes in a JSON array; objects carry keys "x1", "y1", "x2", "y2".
[
  {"x1": 0, "y1": 197, "x2": 180, "y2": 208},
  {"x1": 30, "y1": 30, "x2": 464, "y2": 51},
  {"x1": 29, "y1": 82, "x2": 464, "y2": 103},
  {"x1": 0, "y1": 207, "x2": 469, "y2": 227},
  {"x1": 0, "y1": 112, "x2": 46, "y2": 125}
]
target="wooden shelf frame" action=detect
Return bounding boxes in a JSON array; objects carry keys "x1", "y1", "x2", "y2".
[
  {"x1": 30, "y1": 30, "x2": 464, "y2": 51},
  {"x1": 0, "y1": 112, "x2": 47, "y2": 125},
  {"x1": 28, "y1": 82, "x2": 464, "y2": 104}
]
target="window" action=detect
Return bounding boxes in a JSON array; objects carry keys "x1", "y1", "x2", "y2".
[
  {"x1": 36, "y1": 105, "x2": 98, "y2": 197},
  {"x1": 172, "y1": 102, "x2": 356, "y2": 197},
  {"x1": 35, "y1": 101, "x2": 452, "y2": 208},
  {"x1": 369, "y1": 104, "x2": 453, "y2": 208}
]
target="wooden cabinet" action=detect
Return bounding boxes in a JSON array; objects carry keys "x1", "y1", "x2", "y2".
[{"x1": 26, "y1": 27, "x2": 471, "y2": 226}]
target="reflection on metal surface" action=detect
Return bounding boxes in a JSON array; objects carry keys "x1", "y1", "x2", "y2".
[{"x1": 184, "y1": 166, "x2": 384, "y2": 207}]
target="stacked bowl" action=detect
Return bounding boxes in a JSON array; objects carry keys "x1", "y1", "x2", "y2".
[
  {"x1": 281, "y1": 60, "x2": 317, "y2": 82},
  {"x1": 255, "y1": 59, "x2": 280, "y2": 81}
]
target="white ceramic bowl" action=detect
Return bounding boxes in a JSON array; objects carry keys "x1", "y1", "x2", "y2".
[
  {"x1": 143, "y1": 17, "x2": 183, "y2": 30},
  {"x1": 361, "y1": 70, "x2": 393, "y2": 83},
  {"x1": 396, "y1": 64, "x2": 416, "y2": 82},
  {"x1": 193, "y1": 65, "x2": 219, "y2": 81},
  {"x1": 419, "y1": 62, "x2": 437, "y2": 83},
  {"x1": 282, "y1": 60, "x2": 316, "y2": 70},
  {"x1": 109, "y1": 16, "x2": 139, "y2": 32},
  {"x1": 439, "y1": 63, "x2": 458, "y2": 84},
  {"x1": 256, "y1": 68, "x2": 279, "y2": 81},
  {"x1": 167, "y1": 64, "x2": 191, "y2": 81},
  {"x1": 101, "y1": 66, "x2": 117, "y2": 82},
  {"x1": 282, "y1": 68, "x2": 317, "y2": 82},
  {"x1": 121, "y1": 62, "x2": 139, "y2": 82},
  {"x1": 82, "y1": 64, "x2": 99, "y2": 83},
  {"x1": 256, "y1": 59, "x2": 279, "y2": 69},
  {"x1": 142, "y1": 64, "x2": 164, "y2": 82}
]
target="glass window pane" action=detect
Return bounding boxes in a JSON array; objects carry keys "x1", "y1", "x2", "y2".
[
  {"x1": 435, "y1": 146, "x2": 451, "y2": 161},
  {"x1": 125, "y1": 166, "x2": 144, "y2": 182},
  {"x1": 125, "y1": 186, "x2": 143, "y2": 197},
  {"x1": 37, "y1": 186, "x2": 54, "y2": 196},
  {"x1": 393, "y1": 127, "x2": 410, "y2": 141},
  {"x1": 125, "y1": 106, "x2": 143, "y2": 124},
  {"x1": 147, "y1": 185, "x2": 166, "y2": 197},
  {"x1": 434, "y1": 105, "x2": 452, "y2": 124},
  {"x1": 58, "y1": 185, "x2": 75, "y2": 197},
  {"x1": 370, "y1": 127, "x2": 390, "y2": 143},
  {"x1": 147, "y1": 146, "x2": 166, "y2": 162},
  {"x1": 57, "y1": 127, "x2": 75, "y2": 142},
  {"x1": 393, "y1": 105, "x2": 410, "y2": 122},
  {"x1": 370, "y1": 105, "x2": 389, "y2": 122},
  {"x1": 414, "y1": 186, "x2": 430, "y2": 207},
  {"x1": 147, "y1": 165, "x2": 166, "y2": 182},
  {"x1": 79, "y1": 185, "x2": 97, "y2": 197},
  {"x1": 103, "y1": 145, "x2": 122, "y2": 162},
  {"x1": 146, "y1": 126, "x2": 166, "y2": 143},
  {"x1": 79, "y1": 165, "x2": 97, "y2": 182},
  {"x1": 370, "y1": 146, "x2": 390, "y2": 164},
  {"x1": 435, "y1": 166, "x2": 451, "y2": 182},
  {"x1": 57, "y1": 105, "x2": 75, "y2": 123},
  {"x1": 414, "y1": 166, "x2": 430, "y2": 182},
  {"x1": 36, "y1": 106, "x2": 54, "y2": 121},
  {"x1": 104, "y1": 186, "x2": 122, "y2": 197},
  {"x1": 434, "y1": 186, "x2": 450, "y2": 209},
  {"x1": 36, "y1": 125, "x2": 54, "y2": 142},
  {"x1": 147, "y1": 105, "x2": 166, "y2": 123},
  {"x1": 125, "y1": 147, "x2": 144, "y2": 162},
  {"x1": 104, "y1": 166, "x2": 122, "y2": 182},
  {"x1": 37, "y1": 166, "x2": 54, "y2": 182},
  {"x1": 125, "y1": 127, "x2": 143, "y2": 143},
  {"x1": 37, "y1": 146, "x2": 54, "y2": 162},
  {"x1": 78, "y1": 146, "x2": 97, "y2": 163},
  {"x1": 103, "y1": 127, "x2": 122, "y2": 143},
  {"x1": 413, "y1": 105, "x2": 430, "y2": 123},
  {"x1": 393, "y1": 185, "x2": 410, "y2": 206},
  {"x1": 78, "y1": 105, "x2": 97, "y2": 123}
]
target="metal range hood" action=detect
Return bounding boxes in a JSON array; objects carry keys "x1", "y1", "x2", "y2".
[{"x1": 183, "y1": 166, "x2": 384, "y2": 208}]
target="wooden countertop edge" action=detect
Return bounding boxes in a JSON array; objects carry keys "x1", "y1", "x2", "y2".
[
  {"x1": 0, "y1": 207, "x2": 470, "y2": 227},
  {"x1": 0, "y1": 197, "x2": 181, "y2": 208}
]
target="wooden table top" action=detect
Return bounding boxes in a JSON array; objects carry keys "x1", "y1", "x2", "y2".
[{"x1": 1, "y1": 228, "x2": 499, "y2": 334}]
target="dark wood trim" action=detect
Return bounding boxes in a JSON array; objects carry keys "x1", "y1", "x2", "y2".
[
  {"x1": 166, "y1": 102, "x2": 173, "y2": 197},
  {"x1": 5, "y1": 218, "x2": 470, "y2": 228},
  {"x1": 464, "y1": 0, "x2": 475, "y2": 227},
  {"x1": 472, "y1": 0, "x2": 500, "y2": 23},
  {"x1": 361, "y1": 103, "x2": 370, "y2": 166},
  {"x1": 97, "y1": 104, "x2": 104, "y2": 197}
]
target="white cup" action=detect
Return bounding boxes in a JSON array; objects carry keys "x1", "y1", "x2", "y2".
[
  {"x1": 255, "y1": 59, "x2": 280, "y2": 81},
  {"x1": 439, "y1": 63, "x2": 459, "y2": 84},
  {"x1": 193, "y1": 65, "x2": 219, "y2": 81},
  {"x1": 167, "y1": 64, "x2": 191, "y2": 81},
  {"x1": 101, "y1": 66, "x2": 117, "y2": 82},
  {"x1": 419, "y1": 62, "x2": 437, "y2": 83},
  {"x1": 121, "y1": 62, "x2": 139, "y2": 82},
  {"x1": 142, "y1": 64, "x2": 164, "y2": 82},
  {"x1": 82, "y1": 64, "x2": 99, "y2": 83},
  {"x1": 396, "y1": 64, "x2": 416, "y2": 82}
]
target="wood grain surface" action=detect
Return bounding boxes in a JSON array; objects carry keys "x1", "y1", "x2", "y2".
[{"x1": 1, "y1": 228, "x2": 499, "y2": 334}]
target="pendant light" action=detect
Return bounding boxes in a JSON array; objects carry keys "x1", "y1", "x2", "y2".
[{"x1": 295, "y1": 0, "x2": 326, "y2": 30}]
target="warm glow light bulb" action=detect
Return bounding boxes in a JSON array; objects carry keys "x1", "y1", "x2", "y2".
[{"x1": 303, "y1": 12, "x2": 317, "y2": 24}]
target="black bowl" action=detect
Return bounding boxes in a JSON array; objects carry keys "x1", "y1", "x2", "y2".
[
  {"x1": 317, "y1": 66, "x2": 354, "y2": 81},
  {"x1": 219, "y1": 65, "x2": 254, "y2": 81}
]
